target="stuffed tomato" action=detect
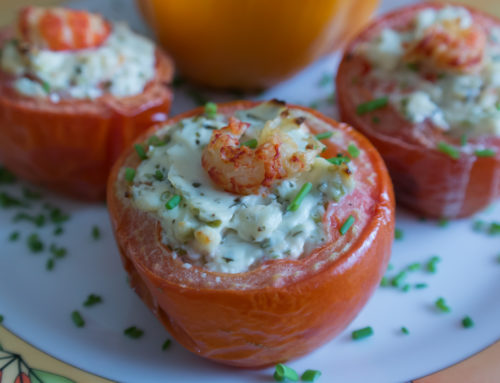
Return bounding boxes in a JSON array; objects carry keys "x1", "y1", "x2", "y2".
[
  {"x1": 337, "y1": 2, "x2": 500, "y2": 219},
  {"x1": 0, "y1": 7, "x2": 174, "y2": 201},
  {"x1": 107, "y1": 100, "x2": 394, "y2": 367}
]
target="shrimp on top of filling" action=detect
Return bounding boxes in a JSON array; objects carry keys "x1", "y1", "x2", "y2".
[
  {"x1": 128, "y1": 100, "x2": 356, "y2": 273},
  {"x1": 358, "y1": 5, "x2": 500, "y2": 140}
]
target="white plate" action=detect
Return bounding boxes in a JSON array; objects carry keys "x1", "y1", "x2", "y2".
[{"x1": 1, "y1": 0, "x2": 499, "y2": 382}]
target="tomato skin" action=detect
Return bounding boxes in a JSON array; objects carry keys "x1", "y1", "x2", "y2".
[
  {"x1": 0, "y1": 29, "x2": 174, "y2": 201},
  {"x1": 107, "y1": 101, "x2": 395, "y2": 367},
  {"x1": 336, "y1": 2, "x2": 500, "y2": 219}
]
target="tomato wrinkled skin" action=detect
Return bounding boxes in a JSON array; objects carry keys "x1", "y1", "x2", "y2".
[
  {"x1": 336, "y1": 3, "x2": 500, "y2": 219},
  {"x1": 0, "y1": 29, "x2": 174, "y2": 201},
  {"x1": 107, "y1": 101, "x2": 395, "y2": 367}
]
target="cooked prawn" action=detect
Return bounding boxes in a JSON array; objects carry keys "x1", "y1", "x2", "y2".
[
  {"x1": 201, "y1": 116, "x2": 321, "y2": 195},
  {"x1": 404, "y1": 18, "x2": 486, "y2": 73},
  {"x1": 18, "y1": 7, "x2": 111, "y2": 51}
]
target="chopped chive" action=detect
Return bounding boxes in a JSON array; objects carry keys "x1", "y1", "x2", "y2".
[
  {"x1": 49, "y1": 244, "x2": 67, "y2": 258},
  {"x1": 0, "y1": 192, "x2": 25, "y2": 208},
  {"x1": 287, "y1": 182, "x2": 312, "y2": 212},
  {"x1": 83, "y1": 294, "x2": 102, "y2": 307},
  {"x1": 165, "y1": 195, "x2": 181, "y2": 210},
  {"x1": 347, "y1": 143, "x2": 360, "y2": 158},
  {"x1": 488, "y1": 222, "x2": 500, "y2": 235},
  {"x1": 301, "y1": 369, "x2": 322, "y2": 382},
  {"x1": 274, "y1": 364, "x2": 299, "y2": 382},
  {"x1": 407, "y1": 262, "x2": 421, "y2": 271},
  {"x1": 339, "y1": 215, "x2": 355, "y2": 235},
  {"x1": 0, "y1": 314, "x2": 3, "y2": 324},
  {"x1": 391, "y1": 271, "x2": 407, "y2": 287},
  {"x1": 438, "y1": 218, "x2": 449, "y2": 227},
  {"x1": 147, "y1": 135, "x2": 167, "y2": 147},
  {"x1": 0, "y1": 167, "x2": 16, "y2": 184},
  {"x1": 27, "y1": 233, "x2": 44, "y2": 253},
  {"x1": 462, "y1": 316, "x2": 474, "y2": 328},
  {"x1": 387, "y1": 263, "x2": 394, "y2": 271},
  {"x1": 318, "y1": 73, "x2": 333, "y2": 87},
  {"x1": 46, "y1": 258, "x2": 55, "y2": 271},
  {"x1": 71, "y1": 310, "x2": 85, "y2": 327},
  {"x1": 124, "y1": 326, "x2": 144, "y2": 339},
  {"x1": 356, "y1": 97, "x2": 388, "y2": 115},
  {"x1": 352, "y1": 326, "x2": 373, "y2": 340},
  {"x1": 53, "y1": 227, "x2": 63, "y2": 236},
  {"x1": 327, "y1": 155, "x2": 350, "y2": 165},
  {"x1": 401, "y1": 326, "x2": 410, "y2": 335},
  {"x1": 402, "y1": 284, "x2": 411, "y2": 292},
  {"x1": 13, "y1": 212, "x2": 45, "y2": 227},
  {"x1": 315, "y1": 131, "x2": 333, "y2": 140},
  {"x1": 460, "y1": 133, "x2": 467, "y2": 147},
  {"x1": 435, "y1": 297, "x2": 451, "y2": 313},
  {"x1": 9, "y1": 231, "x2": 19, "y2": 241},
  {"x1": 380, "y1": 276, "x2": 390, "y2": 287},
  {"x1": 394, "y1": 228, "x2": 404, "y2": 240},
  {"x1": 414, "y1": 283, "x2": 428, "y2": 289},
  {"x1": 162, "y1": 339, "x2": 172, "y2": 350},
  {"x1": 92, "y1": 225, "x2": 101, "y2": 240},
  {"x1": 475, "y1": 148, "x2": 496, "y2": 157},
  {"x1": 134, "y1": 144, "x2": 148, "y2": 160},
  {"x1": 472, "y1": 220, "x2": 485, "y2": 232},
  {"x1": 241, "y1": 138, "x2": 258, "y2": 149},
  {"x1": 154, "y1": 170, "x2": 164, "y2": 181},
  {"x1": 437, "y1": 142, "x2": 460, "y2": 160},
  {"x1": 204, "y1": 102, "x2": 217, "y2": 119},
  {"x1": 125, "y1": 167, "x2": 135, "y2": 182},
  {"x1": 206, "y1": 219, "x2": 222, "y2": 228},
  {"x1": 41, "y1": 80, "x2": 50, "y2": 93},
  {"x1": 426, "y1": 255, "x2": 441, "y2": 273},
  {"x1": 48, "y1": 207, "x2": 69, "y2": 224}
]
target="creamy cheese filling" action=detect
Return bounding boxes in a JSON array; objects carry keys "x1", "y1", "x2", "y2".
[
  {"x1": 0, "y1": 23, "x2": 156, "y2": 100},
  {"x1": 359, "y1": 6, "x2": 500, "y2": 138},
  {"x1": 129, "y1": 103, "x2": 355, "y2": 273}
]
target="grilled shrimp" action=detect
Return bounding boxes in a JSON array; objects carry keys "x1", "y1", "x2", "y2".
[
  {"x1": 404, "y1": 18, "x2": 486, "y2": 73},
  {"x1": 201, "y1": 116, "x2": 322, "y2": 195},
  {"x1": 18, "y1": 7, "x2": 111, "y2": 51}
]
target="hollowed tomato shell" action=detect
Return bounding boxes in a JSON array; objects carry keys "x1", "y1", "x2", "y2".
[
  {"x1": 336, "y1": 2, "x2": 500, "y2": 219},
  {"x1": 0, "y1": 28, "x2": 174, "y2": 201},
  {"x1": 107, "y1": 101, "x2": 395, "y2": 367}
]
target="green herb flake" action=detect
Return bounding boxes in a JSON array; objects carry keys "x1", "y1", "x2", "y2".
[
  {"x1": 0, "y1": 314, "x2": 4, "y2": 324},
  {"x1": 41, "y1": 80, "x2": 50, "y2": 93},
  {"x1": 53, "y1": 227, "x2": 64, "y2": 236},
  {"x1": 435, "y1": 297, "x2": 451, "y2": 313},
  {"x1": 426, "y1": 255, "x2": 441, "y2": 273},
  {"x1": 438, "y1": 218, "x2": 449, "y2": 227},
  {"x1": 474, "y1": 148, "x2": 496, "y2": 157},
  {"x1": 49, "y1": 244, "x2": 67, "y2": 258},
  {"x1": 301, "y1": 369, "x2": 322, "y2": 382},
  {"x1": 402, "y1": 284, "x2": 411, "y2": 292},
  {"x1": 0, "y1": 167, "x2": 16, "y2": 184},
  {"x1": 437, "y1": 142, "x2": 460, "y2": 160},
  {"x1": 371, "y1": 116, "x2": 381, "y2": 124},
  {"x1": 340, "y1": 215, "x2": 355, "y2": 235},
  {"x1": 92, "y1": 226, "x2": 101, "y2": 240},
  {"x1": 274, "y1": 363, "x2": 299, "y2": 382},
  {"x1": 318, "y1": 73, "x2": 333, "y2": 87},
  {"x1": 46, "y1": 258, "x2": 55, "y2": 271},
  {"x1": 327, "y1": 155, "x2": 350, "y2": 166},
  {"x1": 287, "y1": 182, "x2": 313, "y2": 212},
  {"x1": 460, "y1": 133, "x2": 468, "y2": 147},
  {"x1": 391, "y1": 271, "x2": 407, "y2": 288},
  {"x1": 462, "y1": 316, "x2": 474, "y2": 328},
  {"x1": 206, "y1": 219, "x2": 222, "y2": 228},
  {"x1": 0, "y1": 192, "x2": 24, "y2": 208},
  {"x1": 48, "y1": 207, "x2": 69, "y2": 224},
  {"x1": 241, "y1": 138, "x2": 258, "y2": 149},
  {"x1": 347, "y1": 143, "x2": 360, "y2": 158},
  {"x1": 13, "y1": 212, "x2": 46, "y2": 227},
  {"x1": 204, "y1": 102, "x2": 218, "y2": 119},
  {"x1": 134, "y1": 144, "x2": 148, "y2": 160},
  {"x1": 394, "y1": 228, "x2": 404, "y2": 240},
  {"x1": 147, "y1": 135, "x2": 167, "y2": 147},
  {"x1": 165, "y1": 195, "x2": 181, "y2": 210},
  {"x1": 352, "y1": 326, "x2": 373, "y2": 340},
  {"x1": 71, "y1": 310, "x2": 85, "y2": 327},
  {"x1": 315, "y1": 132, "x2": 333, "y2": 140},
  {"x1": 401, "y1": 326, "x2": 410, "y2": 335},
  {"x1": 27, "y1": 233, "x2": 44, "y2": 253},
  {"x1": 9, "y1": 231, "x2": 20, "y2": 241},
  {"x1": 154, "y1": 170, "x2": 164, "y2": 181},
  {"x1": 472, "y1": 220, "x2": 485, "y2": 232},
  {"x1": 83, "y1": 294, "x2": 102, "y2": 307},
  {"x1": 125, "y1": 167, "x2": 136, "y2": 183},
  {"x1": 380, "y1": 276, "x2": 390, "y2": 287},
  {"x1": 488, "y1": 222, "x2": 500, "y2": 235},
  {"x1": 414, "y1": 283, "x2": 428, "y2": 289},
  {"x1": 162, "y1": 339, "x2": 172, "y2": 350},
  {"x1": 124, "y1": 326, "x2": 144, "y2": 339},
  {"x1": 407, "y1": 262, "x2": 421, "y2": 272},
  {"x1": 356, "y1": 97, "x2": 388, "y2": 115}
]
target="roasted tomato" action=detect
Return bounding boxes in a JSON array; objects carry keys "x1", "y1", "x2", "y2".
[
  {"x1": 336, "y1": 2, "x2": 500, "y2": 218},
  {"x1": 107, "y1": 101, "x2": 395, "y2": 367},
  {"x1": 136, "y1": 0, "x2": 379, "y2": 90},
  {"x1": 0, "y1": 8, "x2": 174, "y2": 201}
]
